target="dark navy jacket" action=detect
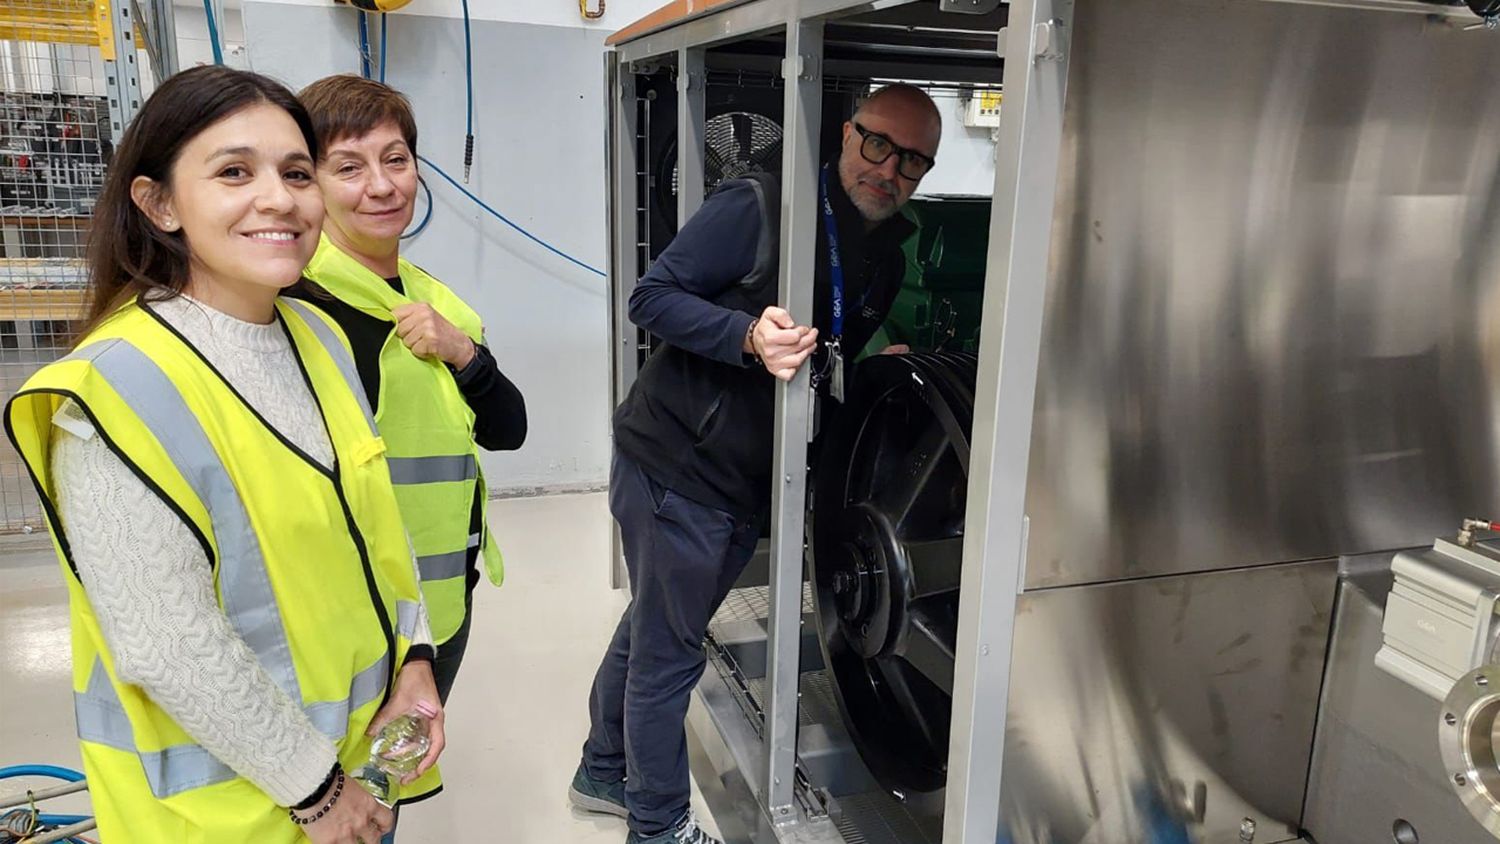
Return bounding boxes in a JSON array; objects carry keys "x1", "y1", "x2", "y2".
[{"x1": 612, "y1": 170, "x2": 914, "y2": 518}]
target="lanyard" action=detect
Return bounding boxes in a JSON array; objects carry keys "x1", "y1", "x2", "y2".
[{"x1": 819, "y1": 164, "x2": 846, "y2": 342}]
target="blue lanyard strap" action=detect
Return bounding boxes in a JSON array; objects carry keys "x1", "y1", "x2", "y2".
[{"x1": 820, "y1": 164, "x2": 846, "y2": 342}]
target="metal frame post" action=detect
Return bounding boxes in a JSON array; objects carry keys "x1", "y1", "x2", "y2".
[
  {"x1": 607, "y1": 52, "x2": 641, "y2": 590},
  {"x1": 762, "y1": 13, "x2": 824, "y2": 827},
  {"x1": 143, "y1": 0, "x2": 179, "y2": 78},
  {"x1": 942, "y1": 0, "x2": 1073, "y2": 842},
  {"x1": 677, "y1": 46, "x2": 707, "y2": 221},
  {"x1": 101, "y1": 0, "x2": 144, "y2": 143},
  {"x1": 155, "y1": 0, "x2": 179, "y2": 77}
]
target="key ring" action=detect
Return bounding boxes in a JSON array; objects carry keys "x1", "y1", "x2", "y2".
[{"x1": 810, "y1": 339, "x2": 839, "y2": 386}]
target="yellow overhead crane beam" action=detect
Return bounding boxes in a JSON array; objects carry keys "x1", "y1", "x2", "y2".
[{"x1": 0, "y1": 0, "x2": 146, "y2": 52}]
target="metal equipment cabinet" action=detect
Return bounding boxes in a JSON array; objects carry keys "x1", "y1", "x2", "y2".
[{"x1": 603, "y1": 0, "x2": 1500, "y2": 841}]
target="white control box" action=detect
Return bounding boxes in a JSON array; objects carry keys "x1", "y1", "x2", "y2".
[
  {"x1": 962, "y1": 90, "x2": 1002, "y2": 128},
  {"x1": 1376, "y1": 538, "x2": 1500, "y2": 700}
]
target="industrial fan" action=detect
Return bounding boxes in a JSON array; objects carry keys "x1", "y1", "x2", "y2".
[
  {"x1": 659, "y1": 110, "x2": 783, "y2": 228},
  {"x1": 810, "y1": 352, "x2": 978, "y2": 796}
]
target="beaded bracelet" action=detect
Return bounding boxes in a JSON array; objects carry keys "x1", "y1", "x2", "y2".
[
  {"x1": 289, "y1": 767, "x2": 345, "y2": 826},
  {"x1": 747, "y1": 318, "x2": 763, "y2": 364}
]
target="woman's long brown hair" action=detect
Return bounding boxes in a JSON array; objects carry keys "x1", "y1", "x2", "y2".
[{"x1": 78, "y1": 65, "x2": 318, "y2": 343}]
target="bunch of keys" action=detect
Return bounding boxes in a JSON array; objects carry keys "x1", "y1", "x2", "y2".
[
  {"x1": 828, "y1": 340, "x2": 845, "y2": 403},
  {"x1": 816, "y1": 339, "x2": 846, "y2": 404}
]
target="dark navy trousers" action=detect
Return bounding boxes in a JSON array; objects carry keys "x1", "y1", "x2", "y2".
[{"x1": 581, "y1": 451, "x2": 759, "y2": 836}]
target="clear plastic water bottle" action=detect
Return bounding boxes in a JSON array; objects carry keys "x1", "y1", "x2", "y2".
[{"x1": 351, "y1": 710, "x2": 432, "y2": 807}]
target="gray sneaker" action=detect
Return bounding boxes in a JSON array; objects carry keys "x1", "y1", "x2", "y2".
[
  {"x1": 625, "y1": 810, "x2": 722, "y2": 844},
  {"x1": 568, "y1": 763, "x2": 628, "y2": 818}
]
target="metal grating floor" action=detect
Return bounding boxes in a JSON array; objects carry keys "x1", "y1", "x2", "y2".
[
  {"x1": 833, "y1": 793, "x2": 943, "y2": 844},
  {"x1": 713, "y1": 583, "x2": 815, "y2": 626},
  {"x1": 707, "y1": 586, "x2": 945, "y2": 844}
]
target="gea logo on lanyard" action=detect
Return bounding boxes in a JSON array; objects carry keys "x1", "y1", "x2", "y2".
[{"x1": 819, "y1": 165, "x2": 848, "y2": 403}]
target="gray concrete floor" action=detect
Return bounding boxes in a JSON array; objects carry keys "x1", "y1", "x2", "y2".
[{"x1": 0, "y1": 491, "x2": 723, "y2": 843}]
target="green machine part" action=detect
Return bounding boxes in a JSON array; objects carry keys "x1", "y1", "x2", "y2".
[{"x1": 860, "y1": 195, "x2": 992, "y2": 360}]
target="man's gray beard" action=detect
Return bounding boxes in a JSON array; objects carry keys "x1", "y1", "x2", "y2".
[
  {"x1": 840, "y1": 156, "x2": 900, "y2": 223},
  {"x1": 851, "y1": 192, "x2": 899, "y2": 223}
]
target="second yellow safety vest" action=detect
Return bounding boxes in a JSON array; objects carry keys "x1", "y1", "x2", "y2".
[{"x1": 303, "y1": 235, "x2": 504, "y2": 645}]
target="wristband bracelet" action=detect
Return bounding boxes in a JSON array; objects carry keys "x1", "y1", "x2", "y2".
[
  {"x1": 747, "y1": 318, "x2": 762, "y2": 364},
  {"x1": 289, "y1": 766, "x2": 345, "y2": 826}
]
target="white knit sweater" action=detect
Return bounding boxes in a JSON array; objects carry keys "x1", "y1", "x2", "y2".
[{"x1": 50, "y1": 294, "x2": 432, "y2": 807}]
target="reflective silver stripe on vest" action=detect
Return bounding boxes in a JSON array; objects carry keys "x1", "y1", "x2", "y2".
[
  {"x1": 468, "y1": 532, "x2": 481, "y2": 549},
  {"x1": 74, "y1": 669, "x2": 234, "y2": 797},
  {"x1": 75, "y1": 655, "x2": 387, "y2": 799},
  {"x1": 67, "y1": 339, "x2": 303, "y2": 707},
  {"x1": 386, "y1": 454, "x2": 477, "y2": 485},
  {"x1": 396, "y1": 600, "x2": 422, "y2": 639},
  {"x1": 73, "y1": 660, "x2": 144, "y2": 753},
  {"x1": 304, "y1": 653, "x2": 390, "y2": 735},
  {"x1": 417, "y1": 549, "x2": 467, "y2": 582},
  {"x1": 281, "y1": 298, "x2": 378, "y2": 436}
]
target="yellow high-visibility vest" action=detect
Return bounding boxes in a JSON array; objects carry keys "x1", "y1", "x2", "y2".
[
  {"x1": 5, "y1": 297, "x2": 441, "y2": 842},
  {"x1": 304, "y1": 235, "x2": 504, "y2": 644}
]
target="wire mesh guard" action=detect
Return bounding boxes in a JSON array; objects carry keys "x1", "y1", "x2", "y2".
[
  {"x1": 0, "y1": 1, "x2": 154, "y2": 532},
  {"x1": 669, "y1": 110, "x2": 785, "y2": 201}
]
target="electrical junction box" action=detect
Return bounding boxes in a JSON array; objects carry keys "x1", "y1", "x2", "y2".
[{"x1": 962, "y1": 90, "x2": 1002, "y2": 128}]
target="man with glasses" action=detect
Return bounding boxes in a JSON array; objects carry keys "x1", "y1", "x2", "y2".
[{"x1": 570, "y1": 84, "x2": 941, "y2": 844}]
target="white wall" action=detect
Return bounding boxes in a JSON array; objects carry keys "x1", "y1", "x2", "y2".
[
  {"x1": 919, "y1": 94, "x2": 997, "y2": 197},
  {"x1": 173, "y1": 5, "x2": 250, "y2": 70}
]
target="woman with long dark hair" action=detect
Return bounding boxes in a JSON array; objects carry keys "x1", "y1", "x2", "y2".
[{"x1": 5, "y1": 65, "x2": 445, "y2": 843}]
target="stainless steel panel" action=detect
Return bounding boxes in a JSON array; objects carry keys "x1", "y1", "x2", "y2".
[
  {"x1": 1304, "y1": 564, "x2": 1494, "y2": 844},
  {"x1": 998, "y1": 559, "x2": 1338, "y2": 843},
  {"x1": 1024, "y1": 0, "x2": 1500, "y2": 588}
]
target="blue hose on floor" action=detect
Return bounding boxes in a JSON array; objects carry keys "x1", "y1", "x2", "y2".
[
  {"x1": 0, "y1": 767, "x2": 92, "y2": 842},
  {"x1": 0, "y1": 764, "x2": 84, "y2": 782},
  {"x1": 37, "y1": 813, "x2": 91, "y2": 825}
]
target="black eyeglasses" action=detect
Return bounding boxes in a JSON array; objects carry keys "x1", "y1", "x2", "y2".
[{"x1": 853, "y1": 122, "x2": 936, "y2": 182}]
